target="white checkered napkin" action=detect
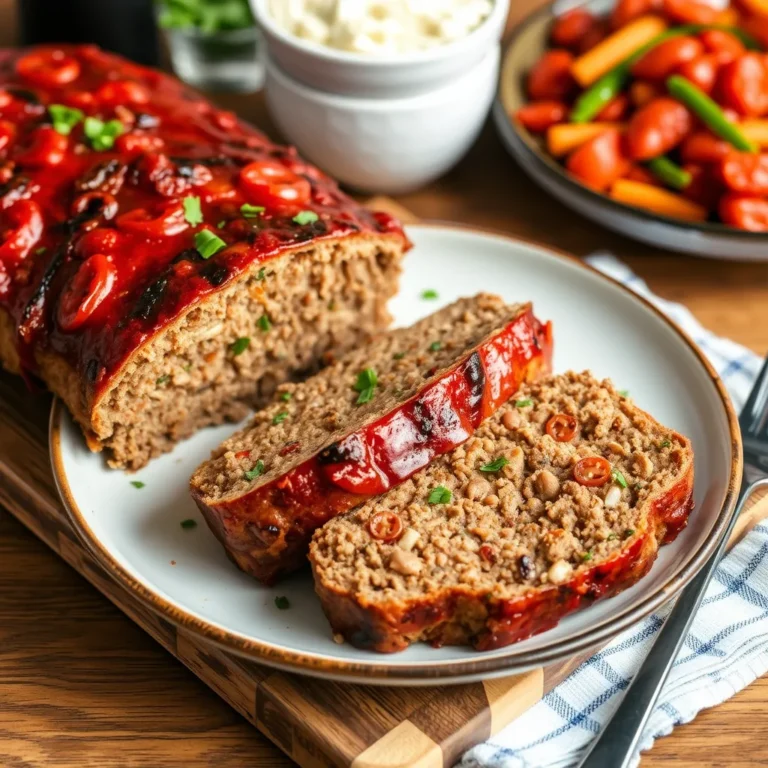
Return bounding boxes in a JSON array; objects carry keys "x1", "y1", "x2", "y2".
[{"x1": 460, "y1": 255, "x2": 767, "y2": 768}]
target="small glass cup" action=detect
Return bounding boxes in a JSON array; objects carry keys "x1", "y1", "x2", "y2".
[{"x1": 162, "y1": 24, "x2": 264, "y2": 93}]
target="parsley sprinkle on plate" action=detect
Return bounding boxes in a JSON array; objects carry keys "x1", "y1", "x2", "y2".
[
  {"x1": 428, "y1": 486, "x2": 452, "y2": 505},
  {"x1": 515, "y1": 398, "x2": 533, "y2": 408},
  {"x1": 480, "y1": 457, "x2": 509, "y2": 473},
  {"x1": 353, "y1": 367, "x2": 378, "y2": 405},
  {"x1": 241, "y1": 203, "x2": 265, "y2": 218},
  {"x1": 230, "y1": 337, "x2": 250, "y2": 356},
  {"x1": 258, "y1": 314, "x2": 271, "y2": 332},
  {"x1": 274, "y1": 596, "x2": 290, "y2": 610},
  {"x1": 421, "y1": 289, "x2": 439, "y2": 300},
  {"x1": 272, "y1": 411, "x2": 289, "y2": 425},
  {"x1": 130, "y1": 480, "x2": 145, "y2": 489},
  {"x1": 194, "y1": 230, "x2": 226, "y2": 259},
  {"x1": 183, "y1": 195, "x2": 203, "y2": 226},
  {"x1": 244, "y1": 460, "x2": 265, "y2": 481},
  {"x1": 293, "y1": 210, "x2": 319, "y2": 225},
  {"x1": 180, "y1": 519, "x2": 197, "y2": 530}
]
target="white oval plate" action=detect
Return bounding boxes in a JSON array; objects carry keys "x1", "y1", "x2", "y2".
[{"x1": 52, "y1": 223, "x2": 741, "y2": 686}]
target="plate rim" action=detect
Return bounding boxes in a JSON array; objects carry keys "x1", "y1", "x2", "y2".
[{"x1": 50, "y1": 221, "x2": 743, "y2": 683}]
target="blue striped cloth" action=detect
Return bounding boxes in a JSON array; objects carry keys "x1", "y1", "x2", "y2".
[{"x1": 461, "y1": 255, "x2": 766, "y2": 768}]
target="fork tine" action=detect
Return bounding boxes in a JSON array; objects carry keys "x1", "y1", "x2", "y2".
[{"x1": 739, "y1": 354, "x2": 768, "y2": 438}]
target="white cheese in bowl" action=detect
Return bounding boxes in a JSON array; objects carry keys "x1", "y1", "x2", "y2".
[{"x1": 268, "y1": 0, "x2": 494, "y2": 54}]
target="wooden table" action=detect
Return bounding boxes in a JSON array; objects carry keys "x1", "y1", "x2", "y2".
[{"x1": 3, "y1": 1, "x2": 768, "y2": 766}]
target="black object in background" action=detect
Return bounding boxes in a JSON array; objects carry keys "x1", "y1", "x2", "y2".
[{"x1": 18, "y1": 0, "x2": 160, "y2": 65}]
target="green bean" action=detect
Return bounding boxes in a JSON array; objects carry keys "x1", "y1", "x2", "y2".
[
  {"x1": 666, "y1": 74, "x2": 758, "y2": 152},
  {"x1": 646, "y1": 156, "x2": 692, "y2": 190},
  {"x1": 569, "y1": 24, "x2": 761, "y2": 124}
]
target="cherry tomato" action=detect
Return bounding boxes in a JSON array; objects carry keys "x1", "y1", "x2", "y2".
[
  {"x1": 0, "y1": 200, "x2": 43, "y2": 264},
  {"x1": 516, "y1": 101, "x2": 568, "y2": 133},
  {"x1": 596, "y1": 94, "x2": 630, "y2": 121},
  {"x1": 718, "y1": 53, "x2": 768, "y2": 116},
  {"x1": 96, "y1": 80, "x2": 149, "y2": 106},
  {"x1": 611, "y1": 0, "x2": 662, "y2": 29},
  {"x1": 116, "y1": 201, "x2": 189, "y2": 237},
  {"x1": 367, "y1": 511, "x2": 403, "y2": 542},
  {"x1": 573, "y1": 456, "x2": 612, "y2": 487},
  {"x1": 58, "y1": 253, "x2": 117, "y2": 332},
  {"x1": 16, "y1": 49, "x2": 81, "y2": 87},
  {"x1": 566, "y1": 128, "x2": 630, "y2": 190},
  {"x1": 699, "y1": 29, "x2": 746, "y2": 65},
  {"x1": 16, "y1": 126, "x2": 68, "y2": 167},
  {"x1": 626, "y1": 98, "x2": 693, "y2": 160},
  {"x1": 680, "y1": 131, "x2": 732, "y2": 163},
  {"x1": 527, "y1": 50, "x2": 575, "y2": 102},
  {"x1": 239, "y1": 160, "x2": 311, "y2": 208},
  {"x1": 75, "y1": 227, "x2": 125, "y2": 259},
  {"x1": 719, "y1": 192, "x2": 768, "y2": 230},
  {"x1": 717, "y1": 152, "x2": 768, "y2": 194},
  {"x1": 550, "y1": 8, "x2": 596, "y2": 50},
  {"x1": 0, "y1": 90, "x2": 12, "y2": 109},
  {"x1": 681, "y1": 163, "x2": 722, "y2": 209},
  {"x1": 546, "y1": 413, "x2": 578, "y2": 442},
  {"x1": 114, "y1": 133, "x2": 164, "y2": 156},
  {"x1": 661, "y1": 0, "x2": 719, "y2": 24},
  {"x1": 630, "y1": 80, "x2": 660, "y2": 107},
  {"x1": 677, "y1": 53, "x2": 719, "y2": 94},
  {"x1": 632, "y1": 36, "x2": 704, "y2": 80},
  {"x1": 624, "y1": 165, "x2": 663, "y2": 185}
]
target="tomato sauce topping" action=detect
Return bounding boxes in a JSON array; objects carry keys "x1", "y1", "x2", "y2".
[{"x1": 0, "y1": 45, "x2": 403, "y2": 394}]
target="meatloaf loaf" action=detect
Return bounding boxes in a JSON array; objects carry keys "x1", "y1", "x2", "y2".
[
  {"x1": 310, "y1": 371, "x2": 694, "y2": 652},
  {"x1": 0, "y1": 45, "x2": 407, "y2": 469},
  {"x1": 190, "y1": 294, "x2": 552, "y2": 584}
]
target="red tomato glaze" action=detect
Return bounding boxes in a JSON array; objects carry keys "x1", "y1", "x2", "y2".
[{"x1": 0, "y1": 45, "x2": 403, "y2": 395}]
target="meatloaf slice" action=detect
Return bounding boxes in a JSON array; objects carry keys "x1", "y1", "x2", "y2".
[
  {"x1": 190, "y1": 294, "x2": 552, "y2": 584},
  {"x1": 310, "y1": 371, "x2": 694, "y2": 653}
]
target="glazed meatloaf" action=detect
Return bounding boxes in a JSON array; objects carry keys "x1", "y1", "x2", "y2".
[
  {"x1": 0, "y1": 46, "x2": 407, "y2": 469},
  {"x1": 190, "y1": 294, "x2": 552, "y2": 584},
  {"x1": 310, "y1": 371, "x2": 694, "y2": 652}
]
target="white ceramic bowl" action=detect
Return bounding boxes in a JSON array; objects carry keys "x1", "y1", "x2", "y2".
[
  {"x1": 250, "y1": 0, "x2": 509, "y2": 98},
  {"x1": 265, "y1": 45, "x2": 500, "y2": 194}
]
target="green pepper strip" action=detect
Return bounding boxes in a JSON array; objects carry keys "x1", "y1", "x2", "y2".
[
  {"x1": 570, "y1": 24, "x2": 761, "y2": 124},
  {"x1": 646, "y1": 156, "x2": 692, "y2": 189},
  {"x1": 666, "y1": 74, "x2": 758, "y2": 152}
]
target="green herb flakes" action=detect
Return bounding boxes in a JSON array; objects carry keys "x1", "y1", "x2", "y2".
[
  {"x1": 49, "y1": 103, "x2": 83, "y2": 135},
  {"x1": 660, "y1": 439, "x2": 672, "y2": 448},
  {"x1": 83, "y1": 116, "x2": 124, "y2": 150},
  {"x1": 244, "y1": 460, "x2": 265, "y2": 481},
  {"x1": 156, "y1": 374, "x2": 171, "y2": 386},
  {"x1": 256, "y1": 267, "x2": 266, "y2": 280},
  {"x1": 34, "y1": 246, "x2": 47, "y2": 255},
  {"x1": 183, "y1": 195, "x2": 203, "y2": 226},
  {"x1": 515, "y1": 398, "x2": 533, "y2": 408},
  {"x1": 217, "y1": 219, "x2": 227, "y2": 229},
  {"x1": 292, "y1": 210, "x2": 319, "y2": 225},
  {"x1": 130, "y1": 480, "x2": 145, "y2": 489},
  {"x1": 274, "y1": 596, "x2": 290, "y2": 610},
  {"x1": 393, "y1": 352, "x2": 406, "y2": 360},
  {"x1": 581, "y1": 550, "x2": 593, "y2": 562},
  {"x1": 241, "y1": 203, "x2": 265, "y2": 218},
  {"x1": 421, "y1": 289, "x2": 438, "y2": 300},
  {"x1": 428, "y1": 486, "x2": 452, "y2": 505},
  {"x1": 429, "y1": 341, "x2": 442, "y2": 352},
  {"x1": 257, "y1": 314, "x2": 271, "y2": 332},
  {"x1": 611, "y1": 468, "x2": 628, "y2": 488},
  {"x1": 230, "y1": 337, "x2": 250, "y2": 356},
  {"x1": 607, "y1": 533, "x2": 618, "y2": 541},
  {"x1": 480, "y1": 457, "x2": 510, "y2": 473},
  {"x1": 624, "y1": 528, "x2": 635, "y2": 539},
  {"x1": 194, "y1": 229, "x2": 226, "y2": 259},
  {"x1": 180, "y1": 518, "x2": 197, "y2": 530},
  {"x1": 353, "y1": 367, "x2": 378, "y2": 405},
  {"x1": 618, "y1": 389, "x2": 630, "y2": 397},
  {"x1": 272, "y1": 411, "x2": 289, "y2": 425},
  {"x1": 280, "y1": 392, "x2": 292, "y2": 401}
]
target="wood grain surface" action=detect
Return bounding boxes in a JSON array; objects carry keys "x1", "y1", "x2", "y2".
[{"x1": 2, "y1": 1, "x2": 768, "y2": 766}]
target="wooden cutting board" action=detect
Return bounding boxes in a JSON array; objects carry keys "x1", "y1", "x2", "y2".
[{"x1": 1, "y1": 198, "x2": 766, "y2": 768}]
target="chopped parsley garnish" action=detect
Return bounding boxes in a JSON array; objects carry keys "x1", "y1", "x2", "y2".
[
  {"x1": 180, "y1": 519, "x2": 197, "y2": 530},
  {"x1": 230, "y1": 337, "x2": 250, "y2": 356},
  {"x1": 256, "y1": 267, "x2": 266, "y2": 280},
  {"x1": 624, "y1": 528, "x2": 635, "y2": 538},
  {"x1": 292, "y1": 210, "x2": 319, "y2": 225},
  {"x1": 393, "y1": 352, "x2": 406, "y2": 360},
  {"x1": 611, "y1": 468, "x2": 628, "y2": 488},
  {"x1": 480, "y1": 457, "x2": 510, "y2": 473},
  {"x1": 618, "y1": 389, "x2": 630, "y2": 397},
  {"x1": 194, "y1": 229, "x2": 226, "y2": 259},
  {"x1": 660, "y1": 439, "x2": 672, "y2": 448},
  {"x1": 274, "y1": 596, "x2": 290, "y2": 610},
  {"x1": 241, "y1": 203, "x2": 265, "y2": 218},
  {"x1": 156, "y1": 374, "x2": 171, "y2": 386},
  {"x1": 607, "y1": 533, "x2": 618, "y2": 541},
  {"x1": 280, "y1": 392, "x2": 292, "y2": 401},
  {"x1": 429, "y1": 341, "x2": 442, "y2": 352},
  {"x1": 183, "y1": 362, "x2": 193, "y2": 372},
  {"x1": 515, "y1": 399, "x2": 533, "y2": 408},
  {"x1": 130, "y1": 481, "x2": 145, "y2": 489},
  {"x1": 49, "y1": 103, "x2": 83, "y2": 135},
  {"x1": 34, "y1": 246, "x2": 47, "y2": 255},
  {"x1": 428, "y1": 486, "x2": 452, "y2": 505},
  {"x1": 421, "y1": 289, "x2": 439, "y2": 300},
  {"x1": 328, "y1": 300, "x2": 336, "y2": 311},
  {"x1": 257, "y1": 314, "x2": 271, "y2": 332},
  {"x1": 183, "y1": 195, "x2": 203, "y2": 226},
  {"x1": 581, "y1": 550, "x2": 593, "y2": 562},
  {"x1": 217, "y1": 220, "x2": 227, "y2": 229},
  {"x1": 244, "y1": 460, "x2": 265, "y2": 481},
  {"x1": 272, "y1": 411, "x2": 289, "y2": 425},
  {"x1": 83, "y1": 116, "x2": 124, "y2": 150},
  {"x1": 353, "y1": 367, "x2": 378, "y2": 405}
]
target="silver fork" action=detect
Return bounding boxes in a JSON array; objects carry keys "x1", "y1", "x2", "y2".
[{"x1": 578, "y1": 355, "x2": 768, "y2": 768}]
